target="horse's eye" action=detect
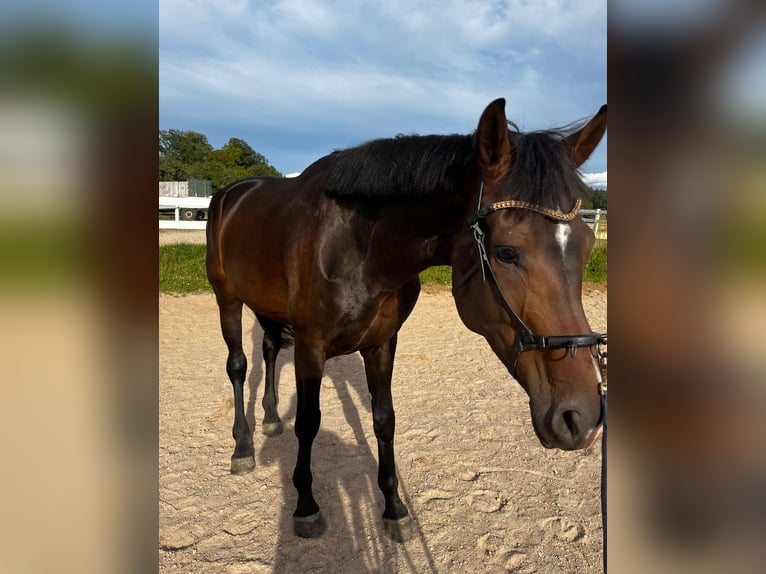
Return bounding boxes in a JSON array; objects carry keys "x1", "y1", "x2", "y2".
[{"x1": 495, "y1": 246, "x2": 519, "y2": 264}]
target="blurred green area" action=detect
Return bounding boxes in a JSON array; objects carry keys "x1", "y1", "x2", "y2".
[
  {"x1": 0, "y1": 18, "x2": 158, "y2": 296},
  {"x1": 725, "y1": 216, "x2": 766, "y2": 277},
  {"x1": 723, "y1": 158, "x2": 766, "y2": 279},
  {"x1": 0, "y1": 219, "x2": 85, "y2": 289},
  {"x1": 0, "y1": 13, "x2": 159, "y2": 574},
  {"x1": 0, "y1": 24, "x2": 155, "y2": 133},
  {"x1": 0, "y1": 23, "x2": 156, "y2": 292}
]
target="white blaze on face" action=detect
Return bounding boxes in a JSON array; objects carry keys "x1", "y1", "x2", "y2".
[{"x1": 555, "y1": 222, "x2": 571, "y2": 258}]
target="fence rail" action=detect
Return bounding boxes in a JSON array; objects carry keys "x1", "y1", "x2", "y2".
[{"x1": 580, "y1": 208, "x2": 607, "y2": 240}]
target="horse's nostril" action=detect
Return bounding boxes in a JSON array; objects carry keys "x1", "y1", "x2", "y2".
[{"x1": 561, "y1": 409, "x2": 580, "y2": 439}]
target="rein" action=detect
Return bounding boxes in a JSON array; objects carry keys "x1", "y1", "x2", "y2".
[{"x1": 452, "y1": 179, "x2": 608, "y2": 572}]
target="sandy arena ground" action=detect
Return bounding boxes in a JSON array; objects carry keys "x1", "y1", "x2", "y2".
[{"x1": 159, "y1": 230, "x2": 607, "y2": 573}]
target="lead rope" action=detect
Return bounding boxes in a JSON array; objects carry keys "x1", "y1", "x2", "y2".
[{"x1": 597, "y1": 342, "x2": 608, "y2": 574}]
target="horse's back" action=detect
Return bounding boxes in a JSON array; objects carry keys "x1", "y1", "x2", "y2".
[{"x1": 206, "y1": 169, "x2": 423, "y2": 356}]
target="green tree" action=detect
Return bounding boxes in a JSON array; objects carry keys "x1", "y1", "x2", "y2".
[
  {"x1": 225, "y1": 137, "x2": 267, "y2": 168},
  {"x1": 581, "y1": 187, "x2": 607, "y2": 210},
  {"x1": 591, "y1": 188, "x2": 607, "y2": 210},
  {"x1": 188, "y1": 149, "x2": 251, "y2": 191},
  {"x1": 159, "y1": 129, "x2": 212, "y2": 163},
  {"x1": 249, "y1": 162, "x2": 282, "y2": 178},
  {"x1": 159, "y1": 155, "x2": 186, "y2": 181},
  {"x1": 159, "y1": 130, "x2": 282, "y2": 191},
  {"x1": 159, "y1": 129, "x2": 213, "y2": 181}
]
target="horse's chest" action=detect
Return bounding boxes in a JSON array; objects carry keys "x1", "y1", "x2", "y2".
[{"x1": 327, "y1": 294, "x2": 400, "y2": 356}]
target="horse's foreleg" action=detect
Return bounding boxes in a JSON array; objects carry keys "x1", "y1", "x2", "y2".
[
  {"x1": 361, "y1": 335, "x2": 414, "y2": 542},
  {"x1": 217, "y1": 297, "x2": 255, "y2": 475},
  {"x1": 260, "y1": 321, "x2": 284, "y2": 436},
  {"x1": 291, "y1": 341, "x2": 326, "y2": 538}
]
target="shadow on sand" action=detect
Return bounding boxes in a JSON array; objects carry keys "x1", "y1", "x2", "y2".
[{"x1": 240, "y1": 319, "x2": 439, "y2": 573}]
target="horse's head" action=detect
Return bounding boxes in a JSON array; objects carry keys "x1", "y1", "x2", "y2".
[{"x1": 452, "y1": 98, "x2": 607, "y2": 451}]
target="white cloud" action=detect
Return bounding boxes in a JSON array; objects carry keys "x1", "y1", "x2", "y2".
[
  {"x1": 161, "y1": 0, "x2": 605, "y2": 117},
  {"x1": 160, "y1": 0, "x2": 606, "y2": 174},
  {"x1": 580, "y1": 171, "x2": 607, "y2": 189}
]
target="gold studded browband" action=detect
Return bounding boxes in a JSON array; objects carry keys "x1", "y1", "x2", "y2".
[{"x1": 478, "y1": 197, "x2": 582, "y2": 222}]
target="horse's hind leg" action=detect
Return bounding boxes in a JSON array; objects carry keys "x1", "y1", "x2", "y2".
[
  {"x1": 361, "y1": 335, "x2": 414, "y2": 542},
  {"x1": 256, "y1": 315, "x2": 284, "y2": 436},
  {"x1": 217, "y1": 296, "x2": 255, "y2": 475}
]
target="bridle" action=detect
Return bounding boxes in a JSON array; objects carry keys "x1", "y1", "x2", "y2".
[
  {"x1": 452, "y1": 180, "x2": 607, "y2": 376},
  {"x1": 452, "y1": 178, "x2": 609, "y2": 572}
]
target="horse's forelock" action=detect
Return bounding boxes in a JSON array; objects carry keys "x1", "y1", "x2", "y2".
[{"x1": 502, "y1": 127, "x2": 587, "y2": 213}]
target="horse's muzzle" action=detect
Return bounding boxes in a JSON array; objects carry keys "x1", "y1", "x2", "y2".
[{"x1": 532, "y1": 400, "x2": 602, "y2": 451}]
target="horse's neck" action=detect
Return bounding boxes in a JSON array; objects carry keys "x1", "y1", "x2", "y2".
[{"x1": 395, "y1": 191, "x2": 474, "y2": 270}]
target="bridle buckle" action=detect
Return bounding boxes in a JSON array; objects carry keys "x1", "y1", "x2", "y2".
[{"x1": 469, "y1": 221, "x2": 488, "y2": 285}]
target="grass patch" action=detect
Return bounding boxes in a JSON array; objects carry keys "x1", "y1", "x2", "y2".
[
  {"x1": 159, "y1": 244, "x2": 607, "y2": 293},
  {"x1": 584, "y1": 244, "x2": 607, "y2": 283},
  {"x1": 159, "y1": 243, "x2": 210, "y2": 293},
  {"x1": 419, "y1": 266, "x2": 452, "y2": 286}
]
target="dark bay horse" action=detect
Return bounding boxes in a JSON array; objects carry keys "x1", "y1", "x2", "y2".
[{"x1": 206, "y1": 98, "x2": 607, "y2": 541}]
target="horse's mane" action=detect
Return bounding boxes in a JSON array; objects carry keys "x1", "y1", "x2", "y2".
[
  {"x1": 323, "y1": 123, "x2": 589, "y2": 210},
  {"x1": 323, "y1": 134, "x2": 474, "y2": 197}
]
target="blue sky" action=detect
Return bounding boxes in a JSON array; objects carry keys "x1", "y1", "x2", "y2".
[{"x1": 160, "y1": 0, "x2": 607, "y2": 185}]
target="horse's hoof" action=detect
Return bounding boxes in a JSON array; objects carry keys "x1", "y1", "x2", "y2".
[
  {"x1": 230, "y1": 455, "x2": 255, "y2": 475},
  {"x1": 383, "y1": 515, "x2": 414, "y2": 542},
  {"x1": 293, "y1": 512, "x2": 326, "y2": 539},
  {"x1": 261, "y1": 421, "x2": 283, "y2": 436}
]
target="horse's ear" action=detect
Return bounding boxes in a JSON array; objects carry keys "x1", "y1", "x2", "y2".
[
  {"x1": 476, "y1": 98, "x2": 512, "y2": 180},
  {"x1": 566, "y1": 104, "x2": 607, "y2": 167}
]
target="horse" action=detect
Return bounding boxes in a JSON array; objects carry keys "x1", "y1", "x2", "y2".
[{"x1": 206, "y1": 98, "x2": 607, "y2": 542}]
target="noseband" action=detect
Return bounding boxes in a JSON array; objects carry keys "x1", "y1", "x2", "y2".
[{"x1": 451, "y1": 180, "x2": 607, "y2": 376}]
